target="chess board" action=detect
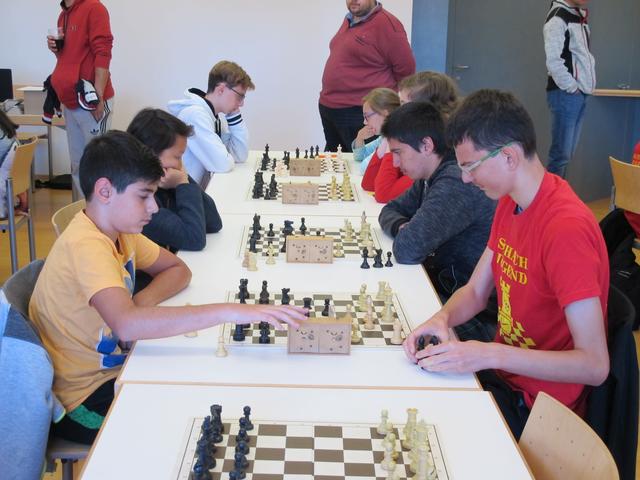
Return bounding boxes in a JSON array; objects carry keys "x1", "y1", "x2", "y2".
[
  {"x1": 247, "y1": 182, "x2": 359, "y2": 202},
  {"x1": 255, "y1": 156, "x2": 348, "y2": 174},
  {"x1": 175, "y1": 417, "x2": 449, "y2": 480},
  {"x1": 222, "y1": 291, "x2": 411, "y2": 348},
  {"x1": 238, "y1": 224, "x2": 382, "y2": 260}
]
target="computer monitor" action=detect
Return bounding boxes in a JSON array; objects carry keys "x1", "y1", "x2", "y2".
[{"x1": 0, "y1": 69, "x2": 13, "y2": 102}]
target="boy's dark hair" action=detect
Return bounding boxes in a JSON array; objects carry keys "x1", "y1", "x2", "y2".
[
  {"x1": 126, "y1": 108, "x2": 194, "y2": 155},
  {"x1": 79, "y1": 131, "x2": 164, "y2": 200},
  {"x1": 207, "y1": 60, "x2": 255, "y2": 92},
  {"x1": 0, "y1": 109, "x2": 18, "y2": 139},
  {"x1": 446, "y1": 89, "x2": 537, "y2": 158},
  {"x1": 381, "y1": 102, "x2": 448, "y2": 156}
]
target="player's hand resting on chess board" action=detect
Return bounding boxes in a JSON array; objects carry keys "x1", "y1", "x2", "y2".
[
  {"x1": 160, "y1": 167, "x2": 189, "y2": 189},
  {"x1": 226, "y1": 304, "x2": 308, "y2": 330},
  {"x1": 415, "y1": 340, "x2": 497, "y2": 374},
  {"x1": 403, "y1": 312, "x2": 450, "y2": 363}
]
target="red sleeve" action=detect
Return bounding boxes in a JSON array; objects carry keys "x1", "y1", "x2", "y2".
[
  {"x1": 88, "y1": 3, "x2": 113, "y2": 70},
  {"x1": 373, "y1": 153, "x2": 413, "y2": 203},
  {"x1": 361, "y1": 151, "x2": 383, "y2": 192}
]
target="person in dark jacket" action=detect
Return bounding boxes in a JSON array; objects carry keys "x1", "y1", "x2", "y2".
[
  {"x1": 378, "y1": 102, "x2": 497, "y2": 342},
  {"x1": 127, "y1": 108, "x2": 222, "y2": 252}
]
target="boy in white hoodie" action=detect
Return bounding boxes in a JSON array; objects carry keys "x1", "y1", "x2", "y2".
[
  {"x1": 544, "y1": 0, "x2": 595, "y2": 179},
  {"x1": 168, "y1": 61, "x2": 255, "y2": 187}
]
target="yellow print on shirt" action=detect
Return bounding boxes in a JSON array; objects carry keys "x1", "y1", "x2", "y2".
[
  {"x1": 497, "y1": 278, "x2": 536, "y2": 349},
  {"x1": 495, "y1": 237, "x2": 528, "y2": 285}
]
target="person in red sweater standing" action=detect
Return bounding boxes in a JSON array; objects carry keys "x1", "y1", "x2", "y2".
[
  {"x1": 359, "y1": 88, "x2": 412, "y2": 203},
  {"x1": 319, "y1": 0, "x2": 415, "y2": 152},
  {"x1": 47, "y1": 0, "x2": 114, "y2": 201}
]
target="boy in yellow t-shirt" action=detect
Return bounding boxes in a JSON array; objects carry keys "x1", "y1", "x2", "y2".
[{"x1": 29, "y1": 131, "x2": 306, "y2": 444}]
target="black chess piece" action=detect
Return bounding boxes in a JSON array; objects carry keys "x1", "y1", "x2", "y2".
[
  {"x1": 315, "y1": 145, "x2": 320, "y2": 156},
  {"x1": 235, "y1": 439, "x2": 249, "y2": 455},
  {"x1": 252, "y1": 183, "x2": 262, "y2": 199},
  {"x1": 232, "y1": 456, "x2": 247, "y2": 479},
  {"x1": 385, "y1": 251, "x2": 394, "y2": 267},
  {"x1": 243, "y1": 406, "x2": 254, "y2": 430},
  {"x1": 283, "y1": 220, "x2": 294, "y2": 236},
  {"x1": 295, "y1": 147, "x2": 300, "y2": 158},
  {"x1": 259, "y1": 325, "x2": 270, "y2": 344},
  {"x1": 303, "y1": 297, "x2": 312, "y2": 317},
  {"x1": 360, "y1": 248, "x2": 370, "y2": 269},
  {"x1": 229, "y1": 472, "x2": 239, "y2": 480},
  {"x1": 299, "y1": 217, "x2": 307, "y2": 235},
  {"x1": 272, "y1": 158, "x2": 276, "y2": 170},
  {"x1": 428, "y1": 335, "x2": 440, "y2": 346},
  {"x1": 259, "y1": 281, "x2": 269, "y2": 304},
  {"x1": 280, "y1": 232, "x2": 288, "y2": 253},
  {"x1": 373, "y1": 249, "x2": 384, "y2": 268},
  {"x1": 417, "y1": 335, "x2": 426, "y2": 351},
  {"x1": 249, "y1": 236, "x2": 257, "y2": 253},
  {"x1": 263, "y1": 186, "x2": 271, "y2": 200},
  {"x1": 210, "y1": 404, "x2": 224, "y2": 433},
  {"x1": 267, "y1": 223, "x2": 275, "y2": 237},
  {"x1": 321, "y1": 298, "x2": 330, "y2": 316},
  {"x1": 192, "y1": 459, "x2": 211, "y2": 480},
  {"x1": 309, "y1": 148, "x2": 314, "y2": 159},
  {"x1": 233, "y1": 324, "x2": 246, "y2": 341},
  {"x1": 265, "y1": 143, "x2": 269, "y2": 154},
  {"x1": 252, "y1": 213, "x2": 262, "y2": 230},
  {"x1": 281, "y1": 288, "x2": 291, "y2": 305},
  {"x1": 234, "y1": 451, "x2": 249, "y2": 469}
]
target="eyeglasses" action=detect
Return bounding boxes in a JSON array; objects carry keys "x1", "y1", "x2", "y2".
[
  {"x1": 226, "y1": 84, "x2": 246, "y2": 100},
  {"x1": 363, "y1": 111, "x2": 378, "y2": 122},
  {"x1": 458, "y1": 142, "x2": 513, "y2": 174}
]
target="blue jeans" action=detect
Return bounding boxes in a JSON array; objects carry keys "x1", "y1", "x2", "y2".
[{"x1": 546, "y1": 89, "x2": 587, "y2": 178}]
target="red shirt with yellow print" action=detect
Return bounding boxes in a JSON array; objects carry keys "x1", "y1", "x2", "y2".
[{"x1": 487, "y1": 172, "x2": 609, "y2": 414}]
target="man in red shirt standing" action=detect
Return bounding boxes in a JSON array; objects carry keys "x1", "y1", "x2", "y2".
[
  {"x1": 319, "y1": 1, "x2": 415, "y2": 152},
  {"x1": 47, "y1": 0, "x2": 114, "y2": 201},
  {"x1": 404, "y1": 90, "x2": 610, "y2": 439}
]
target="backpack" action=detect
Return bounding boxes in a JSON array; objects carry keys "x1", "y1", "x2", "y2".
[{"x1": 600, "y1": 208, "x2": 640, "y2": 329}]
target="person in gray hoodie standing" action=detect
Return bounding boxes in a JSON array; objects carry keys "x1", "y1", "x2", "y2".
[
  {"x1": 378, "y1": 102, "x2": 496, "y2": 341},
  {"x1": 544, "y1": 0, "x2": 595, "y2": 178}
]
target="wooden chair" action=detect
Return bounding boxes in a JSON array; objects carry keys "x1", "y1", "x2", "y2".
[
  {"x1": 51, "y1": 199, "x2": 85, "y2": 237},
  {"x1": 0, "y1": 136, "x2": 38, "y2": 273},
  {"x1": 609, "y1": 156, "x2": 640, "y2": 248},
  {"x1": 519, "y1": 392, "x2": 619, "y2": 480}
]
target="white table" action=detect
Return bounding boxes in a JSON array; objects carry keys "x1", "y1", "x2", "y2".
[
  {"x1": 207, "y1": 151, "x2": 384, "y2": 217},
  {"x1": 81, "y1": 383, "x2": 532, "y2": 479},
  {"x1": 117, "y1": 213, "x2": 478, "y2": 391}
]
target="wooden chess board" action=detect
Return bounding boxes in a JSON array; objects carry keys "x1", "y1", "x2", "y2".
[
  {"x1": 175, "y1": 417, "x2": 449, "y2": 479},
  {"x1": 255, "y1": 156, "x2": 348, "y2": 174},
  {"x1": 223, "y1": 291, "x2": 411, "y2": 348},
  {"x1": 238, "y1": 224, "x2": 383, "y2": 260},
  {"x1": 247, "y1": 182, "x2": 358, "y2": 202}
]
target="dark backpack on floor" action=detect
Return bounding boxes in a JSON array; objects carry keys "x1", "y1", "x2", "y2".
[{"x1": 599, "y1": 208, "x2": 640, "y2": 329}]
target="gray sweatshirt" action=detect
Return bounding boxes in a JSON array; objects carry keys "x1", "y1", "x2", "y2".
[{"x1": 378, "y1": 154, "x2": 496, "y2": 289}]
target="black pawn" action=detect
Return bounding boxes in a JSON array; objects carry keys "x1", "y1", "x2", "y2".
[
  {"x1": 295, "y1": 147, "x2": 300, "y2": 158},
  {"x1": 417, "y1": 335, "x2": 426, "y2": 351},
  {"x1": 259, "y1": 326, "x2": 270, "y2": 344},
  {"x1": 385, "y1": 251, "x2": 394, "y2": 267},
  {"x1": 299, "y1": 217, "x2": 307, "y2": 235},
  {"x1": 236, "y1": 427, "x2": 248, "y2": 443},
  {"x1": 259, "y1": 281, "x2": 269, "y2": 304},
  {"x1": 280, "y1": 232, "x2": 288, "y2": 253},
  {"x1": 234, "y1": 451, "x2": 249, "y2": 469},
  {"x1": 229, "y1": 472, "x2": 240, "y2": 480},
  {"x1": 243, "y1": 406, "x2": 254, "y2": 430},
  {"x1": 360, "y1": 248, "x2": 370, "y2": 269},
  {"x1": 428, "y1": 335, "x2": 441, "y2": 346},
  {"x1": 373, "y1": 249, "x2": 384, "y2": 268},
  {"x1": 267, "y1": 223, "x2": 275, "y2": 237},
  {"x1": 249, "y1": 236, "x2": 257, "y2": 253},
  {"x1": 315, "y1": 145, "x2": 320, "y2": 156},
  {"x1": 304, "y1": 149, "x2": 308, "y2": 158},
  {"x1": 281, "y1": 288, "x2": 291, "y2": 305},
  {"x1": 321, "y1": 298, "x2": 330, "y2": 316},
  {"x1": 233, "y1": 324, "x2": 246, "y2": 341},
  {"x1": 192, "y1": 460, "x2": 211, "y2": 480},
  {"x1": 235, "y1": 439, "x2": 249, "y2": 455}
]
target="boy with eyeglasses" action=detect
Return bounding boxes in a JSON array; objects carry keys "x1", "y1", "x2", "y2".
[
  {"x1": 378, "y1": 102, "x2": 496, "y2": 342},
  {"x1": 168, "y1": 60, "x2": 255, "y2": 187},
  {"x1": 404, "y1": 90, "x2": 609, "y2": 439}
]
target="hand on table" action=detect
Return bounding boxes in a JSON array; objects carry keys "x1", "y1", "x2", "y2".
[
  {"x1": 403, "y1": 312, "x2": 450, "y2": 363},
  {"x1": 416, "y1": 339, "x2": 496, "y2": 374}
]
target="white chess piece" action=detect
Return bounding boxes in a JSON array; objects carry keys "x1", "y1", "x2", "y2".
[
  {"x1": 384, "y1": 432, "x2": 399, "y2": 460},
  {"x1": 337, "y1": 144, "x2": 343, "y2": 160},
  {"x1": 390, "y1": 319, "x2": 404, "y2": 345},
  {"x1": 328, "y1": 304, "x2": 336, "y2": 318},
  {"x1": 363, "y1": 296, "x2": 375, "y2": 330},
  {"x1": 380, "y1": 439, "x2": 396, "y2": 472},
  {"x1": 410, "y1": 421, "x2": 429, "y2": 473},
  {"x1": 412, "y1": 444, "x2": 430, "y2": 480},
  {"x1": 350, "y1": 317, "x2": 362, "y2": 344},
  {"x1": 242, "y1": 248, "x2": 250, "y2": 268},
  {"x1": 247, "y1": 251, "x2": 258, "y2": 271},
  {"x1": 266, "y1": 245, "x2": 276, "y2": 265},
  {"x1": 402, "y1": 408, "x2": 418, "y2": 449},
  {"x1": 358, "y1": 284, "x2": 367, "y2": 311},
  {"x1": 376, "y1": 281, "x2": 387, "y2": 300},
  {"x1": 377, "y1": 409, "x2": 391, "y2": 435},
  {"x1": 386, "y1": 465, "x2": 402, "y2": 480},
  {"x1": 382, "y1": 299, "x2": 394, "y2": 324},
  {"x1": 215, "y1": 335, "x2": 228, "y2": 357}
]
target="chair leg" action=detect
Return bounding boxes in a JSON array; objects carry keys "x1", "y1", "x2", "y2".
[
  {"x1": 6, "y1": 178, "x2": 18, "y2": 273},
  {"x1": 27, "y1": 189, "x2": 35, "y2": 261},
  {"x1": 61, "y1": 459, "x2": 75, "y2": 480}
]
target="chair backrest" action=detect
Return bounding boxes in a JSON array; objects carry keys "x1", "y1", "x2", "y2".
[
  {"x1": 609, "y1": 156, "x2": 640, "y2": 214},
  {"x1": 9, "y1": 137, "x2": 38, "y2": 195},
  {"x1": 1, "y1": 259, "x2": 44, "y2": 319},
  {"x1": 519, "y1": 392, "x2": 619, "y2": 480},
  {"x1": 51, "y1": 199, "x2": 85, "y2": 237}
]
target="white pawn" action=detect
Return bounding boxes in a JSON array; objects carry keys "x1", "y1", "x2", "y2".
[
  {"x1": 328, "y1": 304, "x2": 336, "y2": 319},
  {"x1": 377, "y1": 409, "x2": 391, "y2": 435},
  {"x1": 412, "y1": 444, "x2": 430, "y2": 480},
  {"x1": 376, "y1": 281, "x2": 387, "y2": 300},
  {"x1": 242, "y1": 248, "x2": 250, "y2": 268},
  {"x1": 386, "y1": 465, "x2": 402, "y2": 480},
  {"x1": 384, "y1": 284, "x2": 394, "y2": 304},
  {"x1": 390, "y1": 318, "x2": 404, "y2": 345},
  {"x1": 382, "y1": 299, "x2": 394, "y2": 324},
  {"x1": 337, "y1": 144, "x2": 343, "y2": 160},
  {"x1": 215, "y1": 335, "x2": 228, "y2": 357},
  {"x1": 357, "y1": 284, "x2": 367, "y2": 311},
  {"x1": 383, "y1": 432, "x2": 399, "y2": 460},
  {"x1": 380, "y1": 439, "x2": 396, "y2": 472},
  {"x1": 247, "y1": 251, "x2": 258, "y2": 271},
  {"x1": 342, "y1": 303, "x2": 354, "y2": 323},
  {"x1": 266, "y1": 244, "x2": 276, "y2": 265},
  {"x1": 350, "y1": 317, "x2": 362, "y2": 344},
  {"x1": 363, "y1": 296, "x2": 375, "y2": 330},
  {"x1": 402, "y1": 408, "x2": 418, "y2": 449}
]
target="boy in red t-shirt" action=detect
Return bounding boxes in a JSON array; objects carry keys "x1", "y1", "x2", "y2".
[
  {"x1": 623, "y1": 141, "x2": 640, "y2": 236},
  {"x1": 404, "y1": 90, "x2": 609, "y2": 439}
]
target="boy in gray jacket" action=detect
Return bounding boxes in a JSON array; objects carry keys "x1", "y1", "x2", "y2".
[{"x1": 378, "y1": 102, "x2": 496, "y2": 341}]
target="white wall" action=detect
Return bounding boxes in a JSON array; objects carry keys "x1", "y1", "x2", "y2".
[{"x1": 1, "y1": 1, "x2": 412, "y2": 175}]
